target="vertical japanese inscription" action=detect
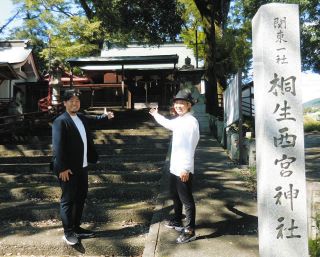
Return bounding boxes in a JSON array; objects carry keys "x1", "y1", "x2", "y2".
[
  {"x1": 253, "y1": 4, "x2": 308, "y2": 257},
  {"x1": 269, "y1": 14, "x2": 302, "y2": 239}
]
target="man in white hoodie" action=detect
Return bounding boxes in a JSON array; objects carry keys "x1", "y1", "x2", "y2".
[{"x1": 149, "y1": 89, "x2": 200, "y2": 244}]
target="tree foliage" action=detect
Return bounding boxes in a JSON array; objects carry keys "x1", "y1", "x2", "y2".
[
  {"x1": 2, "y1": 0, "x2": 318, "y2": 109},
  {"x1": 2, "y1": 0, "x2": 319, "y2": 73},
  {"x1": 178, "y1": 0, "x2": 206, "y2": 64},
  {"x1": 231, "y1": 0, "x2": 320, "y2": 73},
  {"x1": 178, "y1": 0, "x2": 233, "y2": 115},
  {"x1": 77, "y1": 0, "x2": 184, "y2": 44},
  {"x1": 6, "y1": 0, "x2": 102, "y2": 72},
  {"x1": 4, "y1": 0, "x2": 184, "y2": 73},
  {"x1": 181, "y1": 0, "x2": 320, "y2": 84},
  {"x1": 178, "y1": 0, "x2": 319, "y2": 116}
]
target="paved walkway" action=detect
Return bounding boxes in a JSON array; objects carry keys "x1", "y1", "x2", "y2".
[{"x1": 143, "y1": 134, "x2": 259, "y2": 257}]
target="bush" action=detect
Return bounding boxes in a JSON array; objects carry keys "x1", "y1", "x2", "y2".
[
  {"x1": 309, "y1": 213, "x2": 320, "y2": 257},
  {"x1": 236, "y1": 166, "x2": 257, "y2": 194},
  {"x1": 309, "y1": 238, "x2": 320, "y2": 257},
  {"x1": 304, "y1": 116, "x2": 320, "y2": 132}
]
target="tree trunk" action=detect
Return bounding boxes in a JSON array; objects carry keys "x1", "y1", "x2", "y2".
[
  {"x1": 193, "y1": 0, "x2": 221, "y2": 116},
  {"x1": 204, "y1": 15, "x2": 219, "y2": 116}
]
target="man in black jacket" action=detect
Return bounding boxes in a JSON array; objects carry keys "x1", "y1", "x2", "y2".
[{"x1": 52, "y1": 89, "x2": 114, "y2": 245}]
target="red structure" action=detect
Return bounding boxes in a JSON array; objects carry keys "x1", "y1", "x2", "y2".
[{"x1": 38, "y1": 72, "x2": 91, "y2": 112}]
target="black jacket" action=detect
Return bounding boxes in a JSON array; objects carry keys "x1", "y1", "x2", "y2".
[{"x1": 52, "y1": 112, "x2": 105, "y2": 175}]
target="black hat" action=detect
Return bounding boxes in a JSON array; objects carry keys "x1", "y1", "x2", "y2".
[
  {"x1": 173, "y1": 89, "x2": 194, "y2": 105},
  {"x1": 63, "y1": 89, "x2": 81, "y2": 101}
]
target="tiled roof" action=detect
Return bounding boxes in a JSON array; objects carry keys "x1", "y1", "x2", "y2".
[{"x1": 68, "y1": 43, "x2": 203, "y2": 71}]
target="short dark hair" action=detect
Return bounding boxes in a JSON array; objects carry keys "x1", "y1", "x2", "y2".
[{"x1": 63, "y1": 89, "x2": 81, "y2": 101}]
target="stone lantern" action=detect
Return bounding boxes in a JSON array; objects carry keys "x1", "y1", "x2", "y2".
[{"x1": 49, "y1": 58, "x2": 63, "y2": 106}]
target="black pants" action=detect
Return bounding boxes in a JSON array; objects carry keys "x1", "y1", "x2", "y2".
[
  {"x1": 170, "y1": 173, "x2": 196, "y2": 230},
  {"x1": 59, "y1": 167, "x2": 88, "y2": 234}
]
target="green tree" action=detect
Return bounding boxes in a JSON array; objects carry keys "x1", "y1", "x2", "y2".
[
  {"x1": 5, "y1": 0, "x2": 318, "y2": 114},
  {"x1": 5, "y1": 0, "x2": 184, "y2": 73},
  {"x1": 180, "y1": 0, "x2": 319, "y2": 116},
  {"x1": 78, "y1": 0, "x2": 184, "y2": 45},
  {"x1": 178, "y1": 0, "x2": 232, "y2": 116},
  {"x1": 232, "y1": 0, "x2": 320, "y2": 73},
  {"x1": 7, "y1": 0, "x2": 102, "y2": 72},
  {"x1": 179, "y1": 0, "x2": 206, "y2": 66}
]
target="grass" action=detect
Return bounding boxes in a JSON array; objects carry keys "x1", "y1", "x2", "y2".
[
  {"x1": 309, "y1": 212, "x2": 320, "y2": 257},
  {"x1": 309, "y1": 238, "x2": 320, "y2": 257},
  {"x1": 304, "y1": 116, "x2": 320, "y2": 132},
  {"x1": 236, "y1": 166, "x2": 257, "y2": 194}
]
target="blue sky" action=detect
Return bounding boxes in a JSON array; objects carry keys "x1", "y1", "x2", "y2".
[
  {"x1": 0, "y1": 0, "x2": 319, "y2": 102},
  {"x1": 1, "y1": 0, "x2": 21, "y2": 33},
  {"x1": 2, "y1": 0, "x2": 12, "y2": 14},
  {"x1": 1, "y1": 0, "x2": 14, "y2": 24},
  {"x1": 301, "y1": 73, "x2": 320, "y2": 103}
]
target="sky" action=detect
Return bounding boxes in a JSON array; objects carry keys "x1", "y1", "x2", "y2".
[
  {"x1": 2, "y1": 0, "x2": 12, "y2": 15},
  {"x1": 1, "y1": 0, "x2": 17, "y2": 31},
  {"x1": 0, "y1": 0, "x2": 319, "y2": 103},
  {"x1": 301, "y1": 73, "x2": 320, "y2": 103},
  {"x1": 1, "y1": 0, "x2": 23, "y2": 37}
]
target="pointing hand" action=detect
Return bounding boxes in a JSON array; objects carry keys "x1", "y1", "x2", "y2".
[
  {"x1": 149, "y1": 107, "x2": 158, "y2": 116},
  {"x1": 104, "y1": 107, "x2": 114, "y2": 119}
]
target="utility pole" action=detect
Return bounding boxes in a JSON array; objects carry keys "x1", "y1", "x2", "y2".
[
  {"x1": 237, "y1": 69, "x2": 243, "y2": 164},
  {"x1": 48, "y1": 34, "x2": 52, "y2": 73},
  {"x1": 195, "y1": 29, "x2": 198, "y2": 68}
]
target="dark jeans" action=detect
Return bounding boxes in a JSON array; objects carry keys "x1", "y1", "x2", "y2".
[
  {"x1": 169, "y1": 173, "x2": 196, "y2": 230},
  {"x1": 59, "y1": 167, "x2": 88, "y2": 234}
]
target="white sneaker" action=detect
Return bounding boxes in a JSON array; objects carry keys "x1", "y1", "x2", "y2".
[{"x1": 63, "y1": 232, "x2": 79, "y2": 245}]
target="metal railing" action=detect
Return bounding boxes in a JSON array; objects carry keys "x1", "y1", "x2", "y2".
[{"x1": 242, "y1": 97, "x2": 255, "y2": 117}]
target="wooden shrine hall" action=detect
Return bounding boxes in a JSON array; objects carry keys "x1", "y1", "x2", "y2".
[{"x1": 66, "y1": 44, "x2": 205, "y2": 110}]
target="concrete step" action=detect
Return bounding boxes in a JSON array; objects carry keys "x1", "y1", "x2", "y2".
[
  {"x1": 0, "y1": 182, "x2": 160, "y2": 202},
  {"x1": 0, "y1": 170, "x2": 162, "y2": 186},
  {"x1": 0, "y1": 109, "x2": 170, "y2": 256},
  {"x1": 0, "y1": 155, "x2": 166, "y2": 172},
  {"x1": 0, "y1": 200, "x2": 156, "y2": 223},
  {"x1": 0, "y1": 149, "x2": 168, "y2": 165},
  {"x1": 93, "y1": 137, "x2": 170, "y2": 145},
  {"x1": 0, "y1": 163, "x2": 51, "y2": 173},
  {"x1": 0, "y1": 138, "x2": 169, "y2": 156},
  {"x1": 0, "y1": 160, "x2": 165, "y2": 173},
  {"x1": 22, "y1": 128, "x2": 169, "y2": 139},
  {"x1": 0, "y1": 221, "x2": 147, "y2": 256},
  {"x1": 98, "y1": 153, "x2": 167, "y2": 162}
]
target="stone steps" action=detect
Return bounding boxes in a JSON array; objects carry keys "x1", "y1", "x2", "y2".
[
  {"x1": 0, "y1": 157, "x2": 165, "y2": 173},
  {"x1": 0, "y1": 182, "x2": 160, "y2": 202},
  {"x1": 0, "y1": 150, "x2": 168, "y2": 163},
  {"x1": 0, "y1": 200, "x2": 156, "y2": 223},
  {"x1": 0, "y1": 221, "x2": 147, "y2": 256},
  {"x1": 0, "y1": 170, "x2": 162, "y2": 185},
  {"x1": 0, "y1": 109, "x2": 170, "y2": 256},
  {"x1": 0, "y1": 132, "x2": 169, "y2": 145},
  {"x1": 0, "y1": 133, "x2": 169, "y2": 157},
  {"x1": 0, "y1": 160, "x2": 165, "y2": 173}
]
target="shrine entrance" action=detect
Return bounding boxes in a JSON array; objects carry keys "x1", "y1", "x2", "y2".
[{"x1": 67, "y1": 55, "x2": 180, "y2": 109}]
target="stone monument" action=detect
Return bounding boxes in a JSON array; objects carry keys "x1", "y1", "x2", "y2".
[
  {"x1": 49, "y1": 58, "x2": 63, "y2": 106},
  {"x1": 252, "y1": 3, "x2": 308, "y2": 257}
]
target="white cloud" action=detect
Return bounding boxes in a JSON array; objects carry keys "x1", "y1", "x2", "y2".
[
  {"x1": 0, "y1": 0, "x2": 14, "y2": 23},
  {"x1": 301, "y1": 72, "x2": 320, "y2": 103}
]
